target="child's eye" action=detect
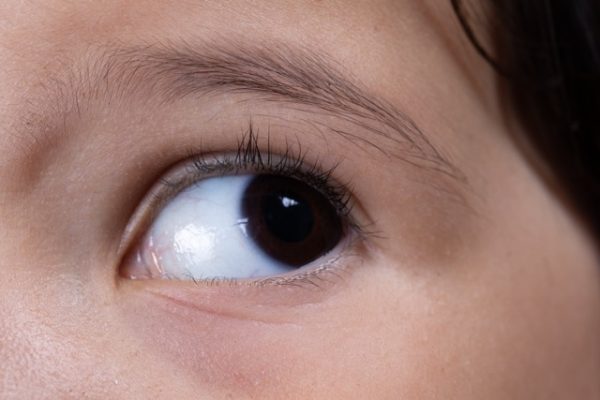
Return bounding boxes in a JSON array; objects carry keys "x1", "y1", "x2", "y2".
[{"x1": 120, "y1": 149, "x2": 355, "y2": 282}]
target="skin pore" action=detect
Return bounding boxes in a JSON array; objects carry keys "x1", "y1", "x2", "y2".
[{"x1": 0, "y1": 1, "x2": 599, "y2": 399}]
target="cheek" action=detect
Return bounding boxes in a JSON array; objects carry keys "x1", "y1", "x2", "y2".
[
  {"x1": 117, "y1": 266, "x2": 429, "y2": 399},
  {"x1": 115, "y1": 225, "x2": 600, "y2": 400},
  {"x1": 4, "y1": 250, "x2": 597, "y2": 400},
  {"x1": 0, "y1": 277, "x2": 197, "y2": 399},
  {"x1": 113, "y1": 264, "x2": 500, "y2": 399}
]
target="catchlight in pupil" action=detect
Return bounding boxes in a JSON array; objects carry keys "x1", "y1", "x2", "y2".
[
  {"x1": 263, "y1": 193, "x2": 314, "y2": 243},
  {"x1": 242, "y1": 175, "x2": 343, "y2": 267}
]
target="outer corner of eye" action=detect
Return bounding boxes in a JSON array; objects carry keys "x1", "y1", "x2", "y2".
[{"x1": 118, "y1": 165, "x2": 354, "y2": 286}]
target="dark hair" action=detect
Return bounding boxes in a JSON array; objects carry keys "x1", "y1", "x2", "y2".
[{"x1": 452, "y1": 1, "x2": 600, "y2": 237}]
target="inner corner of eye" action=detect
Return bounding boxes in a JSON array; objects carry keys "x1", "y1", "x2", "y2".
[{"x1": 120, "y1": 170, "x2": 347, "y2": 282}]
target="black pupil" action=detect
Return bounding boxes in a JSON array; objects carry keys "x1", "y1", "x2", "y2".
[
  {"x1": 241, "y1": 175, "x2": 343, "y2": 267},
  {"x1": 262, "y1": 193, "x2": 314, "y2": 243}
]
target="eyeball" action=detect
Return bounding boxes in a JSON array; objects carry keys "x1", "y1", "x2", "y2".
[{"x1": 123, "y1": 174, "x2": 345, "y2": 281}]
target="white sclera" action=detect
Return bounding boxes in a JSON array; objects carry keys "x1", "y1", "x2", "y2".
[{"x1": 139, "y1": 175, "x2": 294, "y2": 280}]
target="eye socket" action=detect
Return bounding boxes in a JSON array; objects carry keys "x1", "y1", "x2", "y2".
[{"x1": 121, "y1": 170, "x2": 349, "y2": 282}]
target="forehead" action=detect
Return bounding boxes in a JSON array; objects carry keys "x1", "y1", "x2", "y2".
[
  {"x1": 0, "y1": 0, "x2": 480, "y2": 92},
  {"x1": 0, "y1": 2, "x2": 486, "y2": 115},
  {"x1": 0, "y1": 0, "x2": 494, "y2": 186},
  {"x1": 1, "y1": 1, "x2": 415, "y2": 52}
]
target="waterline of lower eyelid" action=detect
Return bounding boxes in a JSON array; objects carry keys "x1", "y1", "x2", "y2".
[
  {"x1": 122, "y1": 232, "x2": 363, "y2": 290},
  {"x1": 121, "y1": 248, "x2": 366, "y2": 323}
]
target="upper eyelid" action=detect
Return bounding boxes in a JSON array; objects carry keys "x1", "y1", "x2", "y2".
[
  {"x1": 118, "y1": 131, "x2": 360, "y2": 261},
  {"x1": 14, "y1": 40, "x2": 466, "y2": 186}
]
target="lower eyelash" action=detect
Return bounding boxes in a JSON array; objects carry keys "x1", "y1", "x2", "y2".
[
  {"x1": 252, "y1": 241, "x2": 363, "y2": 289},
  {"x1": 160, "y1": 236, "x2": 363, "y2": 290}
]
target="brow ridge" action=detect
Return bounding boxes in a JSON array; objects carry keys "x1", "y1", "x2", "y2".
[{"x1": 31, "y1": 39, "x2": 465, "y2": 182}]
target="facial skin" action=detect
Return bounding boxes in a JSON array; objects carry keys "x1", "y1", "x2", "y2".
[{"x1": 0, "y1": 1, "x2": 599, "y2": 399}]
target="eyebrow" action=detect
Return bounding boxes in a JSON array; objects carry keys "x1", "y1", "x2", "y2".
[{"x1": 24, "y1": 40, "x2": 463, "y2": 181}]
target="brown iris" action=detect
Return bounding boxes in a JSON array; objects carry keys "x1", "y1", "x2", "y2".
[{"x1": 241, "y1": 175, "x2": 343, "y2": 267}]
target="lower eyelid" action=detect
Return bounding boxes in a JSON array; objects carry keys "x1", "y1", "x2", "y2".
[
  {"x1": 121, "y1": 251, "x2": 363, "y2": 322},
  {"x1": 118, "y1": 229, "x2": 369, "y2": 311},
  {"x1": 122, "y1": 230, "x2": 362, "y2": 288}
]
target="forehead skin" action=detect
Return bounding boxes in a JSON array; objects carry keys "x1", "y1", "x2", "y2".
[{"x1": 0, "y1": 1, "x2": 599, "y2": 400}]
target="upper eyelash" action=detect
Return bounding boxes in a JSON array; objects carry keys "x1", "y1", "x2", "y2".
[
  {"x1": 180, "y1": 124, "x2": 355, "y2": 219},
  {"x1": 124, "y1": 122, "x2": 361, "y2": 256}
]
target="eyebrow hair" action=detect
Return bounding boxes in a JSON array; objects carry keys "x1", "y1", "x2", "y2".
[{"x1": 26, "y1": 40, "x2": 464, "y2": 181}]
